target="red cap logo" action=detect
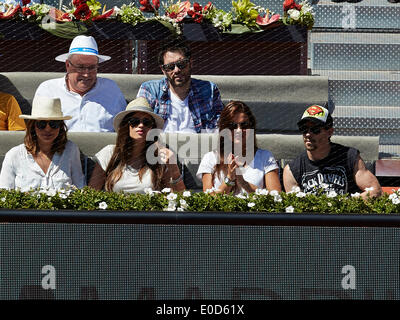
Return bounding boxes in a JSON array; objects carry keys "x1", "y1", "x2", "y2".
[{"x1": 306, "y1": 105, "x2": 324, "y2": 116}]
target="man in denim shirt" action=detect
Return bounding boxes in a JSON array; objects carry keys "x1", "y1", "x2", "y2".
[{"x1": 137, "y1": 39, "x2": 224, "y2": 133}]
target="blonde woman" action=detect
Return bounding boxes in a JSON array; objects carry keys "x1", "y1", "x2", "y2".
[
  {"x1": 89, "y1": 97, "x2": 185, "y2": 193},
  {"x1": 0, "y1": 96, "x2": 85, "y2": 191}
]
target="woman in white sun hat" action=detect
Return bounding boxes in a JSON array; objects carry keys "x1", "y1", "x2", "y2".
[
  {"x1": 0, "y1": 96, "x2": 85, "y2": 191},
  {"x1": 88, "y1": 97, "x2": 185, "y2": 193}
]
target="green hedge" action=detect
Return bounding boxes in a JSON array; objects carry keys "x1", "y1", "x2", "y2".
[{"x1": 1, "y1": 187, "x2": 400, "y2": 214}]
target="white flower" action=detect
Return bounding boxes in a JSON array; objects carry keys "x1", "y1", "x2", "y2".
[
  {"x1": 98, "y1": 201, "x2": 108, "y2": 210},
  {"x1": 327, "y1": 202, "x2": 332, "y2": 207},
  {"x1": 296, "y1": 192, "x2": 306, "y2": 198},
  {"x1": 274, "y1": 195, "x2": 282, "y2": 203},
  {"x1": 161, "y1": 188, "x2": 171, "y2": 193},
  {"x1": 144, "y1": 187, "x2": 154, "y2": 195},
  {"x1": 392, "y1": 198, "x2": 400, "y2": 205},
  {"x1": 164, "y1": 201, "x2": 177, "y2": 211},
  {"x1": 285, "y1": 206, "x2": 294, "y2": 213},
  {"x1": 255, "y1": 189, "x2": 268, "y2": 196},
  {"x1": 248, "y1": 202, "x2": 255, "y2": 208},
  {"x1": 327, "y1": 190, "x2": 338, "y2": 198},
  {"x1": 1, "y1": 197, "x2": 5, "y2": 202},
  {"x1": 351, "y1": 192, "x2": 361, "y2": 198},
  {"x1": 365, "y1": 187, "x2": 374, "y2": 192},
  {"x1": 204, "y1": 188, "x2": 215, "y2": 194},
  {"x1": 166, "y1": 193, "x2": 177, "y2": 201},
  {"x1": 183, "y1": 191, "x2": 191, "y2": 198},
  {"x1": 287, "y1": 186, "x2": 301, "y2": 194},
  {"x1": 270, "y1": 190, "x2": 279, "y2": 197},
  {"x1": 179, "y1": 199, "x2": 188, "y2": 209},
  {"x1": 389, "y1": 193, "x2": 398, "y2": 200},
  {"x1": 288, "y1": 9, "x2": 300, "y2": 21},
  {"x1": 320, "y1": 183, "x2": 329, "y2": 189},
  {"x1": 44, "y1": 189, "x2": 56, "y2": 197},
  {"x1": 236, "y1": 193, "x2": 248, "y2": 199},
  {"x1": 59, "y1": 193, "x2": 68, "y2": 199}
]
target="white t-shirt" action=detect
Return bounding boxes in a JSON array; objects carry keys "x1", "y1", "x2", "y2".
[
  {"x1": 163, "y1": 90, "x2": 196, "y2": 133},
  {"x1": 196, "y1": 149, "x2": 279, "y2": 194},
  {"x1": 94, "y1": 144, "x2": 153, "y2": 193},
  {"x1": 0, "y1": 140, "x2": 85, "y2": 191},
  {"x1": 34, "y1": 77, "x2": 126, "y2": 132}
]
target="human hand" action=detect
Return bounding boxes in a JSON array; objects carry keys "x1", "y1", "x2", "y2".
[{"x1": 159, "y1": 147, "x2": 177, "y2": 165}]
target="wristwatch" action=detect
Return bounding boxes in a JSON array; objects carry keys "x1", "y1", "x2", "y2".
[{"x1": 224, "y1": 177, "x2": 236, "y2": 187}]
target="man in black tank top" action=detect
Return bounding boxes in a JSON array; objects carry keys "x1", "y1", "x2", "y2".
[{"x1": 283, "y1": 105, "x2": 382, "y2": 199}]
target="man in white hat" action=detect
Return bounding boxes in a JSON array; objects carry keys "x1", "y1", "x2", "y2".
[
  {"x1": 33, "y1": 35, "x2": 126, "y2": 132},
  {"x1": 283, "y1": 104, "x2": 382, "y2": 199}
]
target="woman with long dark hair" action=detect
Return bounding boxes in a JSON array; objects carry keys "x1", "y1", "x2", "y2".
[
  {"x1": 0, "y1": 96, "x2": 85, "y2": 190},
  {"x1": 197, "y1": 100, "x2": 281, "y2": 194},
  {"x1": 88, "y1": 98, "x2": 185, "y2": 192}
]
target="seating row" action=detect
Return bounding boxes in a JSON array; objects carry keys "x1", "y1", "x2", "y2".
[{"x1": 0, "y1": 131, "x2": 380, "y2": 190}]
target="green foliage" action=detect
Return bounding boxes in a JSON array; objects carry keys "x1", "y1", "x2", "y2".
[
  {"x1": 117, "y1": 3, "x2": 146, "y2": 25},
  {"x1": 231, "y1": 0, "x2": 259, "y2": 28},
  {"x1": 87, "y1": 0, "x2": 102, "y2": 17},
  {"x1": 1, "y1": 188, "x2": 400, "y2": 214},
  {"x1": 204, "y1": 7, "x2": 233, "y2": 32}
]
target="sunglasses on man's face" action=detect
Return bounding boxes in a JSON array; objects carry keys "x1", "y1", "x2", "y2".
[
  {"x1": 128, "y1": 117, "x2": 154, "y2": 128},
  {"x1": 299, "y1": 125, "x2": 324, "y2": 135},
  {"x1": 229, "y1": 121, "x2": 252, "y2": 130},
  {"x1": 35, "y1": 120, "x2": 62, "y2": 130},
  {"x1": 161, "y1": 58, "x2": 190, "y2": 72}
]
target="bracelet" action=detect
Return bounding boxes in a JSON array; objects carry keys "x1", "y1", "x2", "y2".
[
  {"x1": 169, "y1": 172, "x2": 183, "y2": 185},
  {"x1": 224, "y1": 177, "x2": 236, "y2": 187}
]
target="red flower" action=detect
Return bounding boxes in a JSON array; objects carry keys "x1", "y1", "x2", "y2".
[
  {"x1": 73, "y1": 0, "x2": 86, "y2": 7},
  {"x1": 22, "y1": 0, "x2": 31, "y2": 6},
  {"x1": 22, "y1": 7, "x2": 35, "y2": 16},
  {"x1": 152, "y1": 0, "x2": 160, "y2": 10},
  {"x1": 73, "y1": 3, "x2": 92, "y2": 20},
  {"x1": 283, "y1": 0, "x2": 302, "y2": 12},
  {"x1": 168, "y1": 11, "x2": 178, "y2": 19},
  {"x1": 0, "y1": 4, "x2": 21, "y2": 19},
  {"x1": 61, "y1": 12, "x2": 72, "y2": 21},
  {"x1": 139, "y1": 0, "x2": 155, "y2": 12},
  {"x1": 203, "y1": 2, "x2": 213, "y2": 11},
  {"x1": 92, "y1": 8, "x2": 114, "y2": 21},
  {"x1": 256, "y1": 13, "x2": 280, "y2": 26},
  {"x1": 192, "y1": 12, "x2": 203, "y2": 23},
  {"x1": 193, "y1": 2, "x2": 202, "y2": 12}
]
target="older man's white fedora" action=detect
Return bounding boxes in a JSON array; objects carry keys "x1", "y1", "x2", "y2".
[
  {"x1": 20, "y1": 96, "x2": 72, "y2": 120},
  {"x1": 55, "y1": 35, "x2": 111, "y2": 63},
  {"x1": 113, "y1": 97, "x2": 164, "y2": 131}
]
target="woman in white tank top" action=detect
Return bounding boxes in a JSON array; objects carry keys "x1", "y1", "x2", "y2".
[{"x1": 89, "y1": 98, "x2": 185, "y2": 193}]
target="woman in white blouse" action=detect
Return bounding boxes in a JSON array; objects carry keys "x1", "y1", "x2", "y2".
[
  {"x1": 197, "y1": 100, "x2": 281, "y2": 194},
  {"x1": 88, "y1": 97, "x2": 185, "y2": 193},
  {"x1": 0, "y1": 96, "x2": 85, "y2": 191}
]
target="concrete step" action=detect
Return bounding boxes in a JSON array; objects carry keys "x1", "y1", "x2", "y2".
[
  {"x1": 310, "y1": 32, "x2": 400, "y2": 71},
  {"x1": 314, "y1": 1, "x2": 400, "y2": 29}
]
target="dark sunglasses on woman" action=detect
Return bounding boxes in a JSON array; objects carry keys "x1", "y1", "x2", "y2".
[
  {"x1": 35, "y1": 120, "x2": 62, "y2": 130},
  {"x1": 128, "y1": 117, "x2": 154, "y2": 128},
  {"x1": 229, "y1": 121, "x2": 252, "y2": 130}
]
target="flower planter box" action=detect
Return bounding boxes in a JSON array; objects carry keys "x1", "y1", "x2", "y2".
[
  {"x1": 0, "y1": 21, "x2": 307, "y2": 75},
  {"x1": 138, "y1": 24, "x2": 308, "y2": 75}
]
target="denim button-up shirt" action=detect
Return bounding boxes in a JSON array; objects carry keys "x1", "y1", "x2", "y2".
[{"x1": 137, "y1": 77, "x2": 224, "y2": 133}]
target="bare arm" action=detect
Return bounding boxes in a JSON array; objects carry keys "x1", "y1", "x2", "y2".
[
  {"x1": 265, "y1": 169, "x2": 282, "y2": 192},
  {"x1": 283, "y1": 164, "x2": 299, "y2": 193},
  {"x1": 159, "y1": 147, "x2": 186, "y2": 192},
  {"x1": 88, "y1": 163, "x2": 106, "y2": 190},
  {"x1": 354, "y1": 155, "x2": 382, "y2": 199}
]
